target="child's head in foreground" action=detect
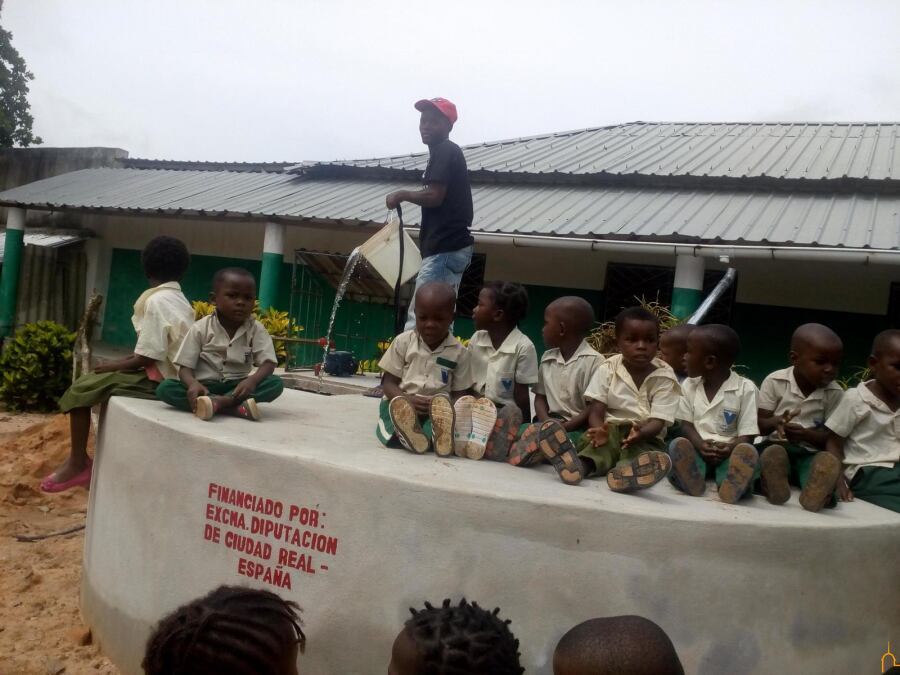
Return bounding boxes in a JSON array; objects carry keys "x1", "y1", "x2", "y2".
[
  {"x1": 473, "y1": 281, "x2": 529, "y2": 332},
  {"x1": 388, "y1": 598, "x2": 524, "y2": 675},
  {"x1": 414, "y1": 282, "x2": 457, "y2": 349},
  {"x1": 683, "y1": 323, "x2": 740, "y2": 379},
  {"x1": 553, "y1": 615, "x2": 684, "y2": 675},
  {"x1": 789, "y1": 323, "x2": 843, "y2": 390},
  {"x1": 659, "y1": 324, "x2": 694, "y2": 377},
  {"x1": 543, "y1": 296, "x2": 594, "y2": 349},
  {"x1": 142, "y1": 585, "x2": 305, "y2": 675},
  {"x1": 211, "y1": 267, "x2": 257, "y2": 327},
  {"x1": 141, "y1": 235, "x2": 190, "y2": 284},
  {"x1": 869, "y1": 329, "x2": 900, "y2": 401},
  {"x1": 614, "y1": 307, "x2": 659, "y2": 369}
]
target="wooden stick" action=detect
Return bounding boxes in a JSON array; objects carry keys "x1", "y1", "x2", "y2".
[{"x1": 15, "y1": 523, "x2": 86, "y2": 542}]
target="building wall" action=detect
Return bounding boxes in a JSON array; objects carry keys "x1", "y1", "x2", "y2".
[{"x1": 88, "y1": 214, "x2": 896, "y2": 382}]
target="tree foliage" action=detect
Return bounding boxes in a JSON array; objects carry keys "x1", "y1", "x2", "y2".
[{"x1": 0, "y1": 20, "x2": 41, "y2": 148}]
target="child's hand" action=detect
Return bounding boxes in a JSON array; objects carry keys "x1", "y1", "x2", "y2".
[
  {"x1": 587, "y1": 423, "x2": 609, "y2": 447},
  {"x1": 186, "y1": 382, "x2": 209, "y2": 411},
  {"x1": 713, "y1": 441, "x2": 734, "y2": 460},
  {"x1": 620, "y1": 424, "x2": 641, "y2": 449},
  {"x1": 836, "y1": 474, "x2": 853, "y2": 502},
  {"x1": 773, "y1": 408, "x2": 801, "y2": 440},
  {"x1": 698, "y1": 440, "x2": 719, "y2": 462},
  {"x1": 783, "y1": 423, "x2": 808, "y2": 444},
  {"x1": 93, "y1": 358, "x2": 113, "y2": 374},
  {"x1": 412, "y1": 395, "x2": 433, "y2": 414},
  {"x1": 231, "y1": 378, "x2": 257, "y2": 401}
]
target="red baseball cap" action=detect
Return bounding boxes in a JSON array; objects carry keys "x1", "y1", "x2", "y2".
[{"x1": 414, "y1": 97, "x2": 458, "y2": 125}]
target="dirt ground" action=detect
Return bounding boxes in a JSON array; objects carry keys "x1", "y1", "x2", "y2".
[{"x1": 0, "y1": 411, "x2": 120, "y2": 675}]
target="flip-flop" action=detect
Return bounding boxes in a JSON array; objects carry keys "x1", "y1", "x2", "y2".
[
  {"x1": 389, "y1": 396, "x2": 430, "y2": 454},
  {"x1": 607, "y1": 451, "x2": 672, "y2": 493},
  {"x1": 485, "y1": 405, "x2": 523, "y2": 461},
  {"x1": 799, "y1": 452, "x2": 841, "y2": 513},
  {"x1": 41, "y1": 461, "x2": 93, "y2": 493},
  {"x1": 430, "y1": 393, "x2": 455, "y2": 457},
  {"x1": 508, "y1": 423, "x2": 542, "y2": 467},
  {"x1": 453, "y1": 395, "x2": 475, "y2": 457},
  {"x1": 668, "y1": 438, "x2": 705, "y2": 496},
  {"x1": 538, "y1": 420, "x2": 584, "y2": 485},
  {"x1": 760, "y1": 444, "x2": 790, "y2": 505},
  {"x1": 464, "y1": 398, "x2": 497, "y2": 460},
  {"x1": 718, "y1": 443, "x2": 759, "y2": 504}
]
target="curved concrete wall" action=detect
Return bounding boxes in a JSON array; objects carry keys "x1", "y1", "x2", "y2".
[{"x1": 83, "y1": 393, "x2": 900, "y2": 674}]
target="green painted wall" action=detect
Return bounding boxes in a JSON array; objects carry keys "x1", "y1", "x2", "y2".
[{"x1": 102, "y1": 247, "x2": 888, "y2": 385}]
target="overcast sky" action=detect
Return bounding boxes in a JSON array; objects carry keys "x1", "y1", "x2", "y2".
[{"x1": 4, "y1": 1, "x2": 900, "y2": 163}]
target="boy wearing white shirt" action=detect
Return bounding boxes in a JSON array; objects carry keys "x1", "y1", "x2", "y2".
[{"x1": 668, "y1": 324, "x2": 760, "y2": 504}]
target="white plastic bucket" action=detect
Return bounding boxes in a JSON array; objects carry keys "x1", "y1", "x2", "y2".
[{"x1": 358, "y1": 216, "x2": 422, "y2": 286}]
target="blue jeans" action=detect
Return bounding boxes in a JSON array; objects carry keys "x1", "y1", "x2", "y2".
[{"x1": 405, "y1": 245, "x2": 474, "y2": 330}]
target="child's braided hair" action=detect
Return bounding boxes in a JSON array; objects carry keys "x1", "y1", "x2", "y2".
[
  {"x1": 404, "y1": 598, "x2": 524, "y2": 675},
  {"x1": 142, "y1": 585, "x2": 305, "y2": 675},
  {"x1": 485, "y1": 281, "x2": 529, "y2": 325}
]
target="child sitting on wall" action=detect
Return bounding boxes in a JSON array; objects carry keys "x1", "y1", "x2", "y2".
[
  {"x1": 755, "y1": 323, "x2": 844, "y2": 512},
  {"x1": 553, "y1": 615, "x2": 684, "y2": 675},
  {"x1": 388, "y1": 598, "x2": 524, "y2": 675},
  {"x1": 377, "y1": 282, "x2": 476, "y2": 456},
  {"x1": 658, "y1": 323, "x2": 694, "y2": 383},
  {"x1": 466, "y1": 281, "x2": 539, "y2": 460},
  {"x1": 578, "y1": 307, "x2": 679, "y2": 493},
  {"x1": 507, "y1": 296, "x2": 605, "y2": 486},
  {"x1": 668, "y1": 324, "x2": 760, "y2": 503},
  {"x1": 143, "y1": 585, "x2": 305, "y2": 675},
  {"x1": 157, "y1": 267, "x2": 283, "y2": 420},
  {"x1": 42, "y1": 236, "x2": 194, "y2": 493},
  {"x1": 826, "y1": 329, "x2": 900, "y2": 513}
]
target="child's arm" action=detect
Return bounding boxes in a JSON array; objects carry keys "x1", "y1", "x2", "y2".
[
  {"x1": 179, "y1": 366, "x2": 208, "y2": 412},
  {"x1": 94, "y1": 353, "x2": 155, "y2": 374},
  {"x1": 562, "y1": 408, "x2": 590, "y2": 433},
  {"x1": 513, "y1": 383, "x2": 531, "y2": 423},
  {"x1": 622, "y1": 418, "x2": 666, "y2": 448},
  {"x1": 533, "y1": 393, "x2": 550, "y2": 422},
  {"x1": 231, "y1": 361, "x2": 276, "y2": 400},
  {"x1": 784, "y1": 424, "x2": 828, "y2": 449},
  {"x1": 825, "y1": 432, "x2": 853, "y2": 502},
  {"x1": 586, "y1": 400, "x2": 609, "y2": 447},
  {"x1": 381, "y1": 372, "x2": 404, "y2": 401}
]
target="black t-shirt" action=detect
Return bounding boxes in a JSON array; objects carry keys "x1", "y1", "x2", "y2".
[{"x1": 419, "y1": 139, "x2": 474, "y2": 257}]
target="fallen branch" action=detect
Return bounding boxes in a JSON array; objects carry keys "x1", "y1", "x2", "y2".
[{"x1": 15, "y1": 523, "x2": 86, "y2": 542}]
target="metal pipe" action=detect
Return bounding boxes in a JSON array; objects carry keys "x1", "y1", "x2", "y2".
[{"x1": 687, "y1": 268, "x2": 737, "y2": 325}]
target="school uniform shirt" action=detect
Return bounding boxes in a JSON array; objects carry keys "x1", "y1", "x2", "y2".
[
  {"x1": 533, "y1": 340, "x2": 605, "y2": 422},
  {"x1": 378, "y1": 329, "x2": 473, "y2": 397},
  {"x1": 174, "y1": 313, "x2": 277, "y2": 382},
  {"x1": 758, "y1": 366, "x2": 844, "y2": 451},
  {"x1": 825, "y1": 381, "x2": 900, "y2": 480},
  {"x1": 677, "y1": 371, "x2": 760, "y2": 444},
  {"x1": 585, "y1": 354, "x2": 681, "y2": 439},
  {"x1": 131, "y1": 281, "x2": 194, "y2": 381},
  {"x1": 467, "y1": 328, "x2": 539, "y2": 407}
]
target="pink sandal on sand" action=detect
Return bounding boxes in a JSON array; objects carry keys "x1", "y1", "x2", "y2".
[{"x1": 41, "y1": 460, "x2": 93, "y2": 493}]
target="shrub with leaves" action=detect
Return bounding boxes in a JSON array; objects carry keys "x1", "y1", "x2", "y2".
[{"x1": 0, "y1": 321, "x2": 75, "y2": 412}]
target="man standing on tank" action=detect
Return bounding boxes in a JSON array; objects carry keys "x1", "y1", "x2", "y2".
[{"x1": 386, "y1": 97, "x2": 474, "y2": 330}]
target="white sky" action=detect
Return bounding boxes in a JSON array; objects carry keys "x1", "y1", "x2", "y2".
[{"x1": 4, "y1": 0, "x2": 900, "y2": 162}]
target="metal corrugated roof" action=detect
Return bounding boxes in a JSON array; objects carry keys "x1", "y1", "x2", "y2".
[
  {"x1": 305, "y1": 122, "x2": 900, "y2": 183},
  {"x1": 1, "y1": 168, "x2": 898, "y2": 250},
  {"x1": 0, "y1": 229, "x2": 87, "y2": 262}
]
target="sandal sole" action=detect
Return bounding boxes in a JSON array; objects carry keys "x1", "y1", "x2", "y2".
[
  {"x1": 760, "y1": 444, "x2": 790, "y2": 505},
  {"x1": 390, "y1": 397, "x2": 429, "y2": 454},
  {"x1": 669, "y1": 438, "x2": 705, "y2": 496},
  {"x1": 799, "y1": 452, "x2": 841, "y2": 513},
  {"x1": 718, "y1": 443, "x2": 759, "y2": 504},
  {"x1": 607, "y1": 451, "x2": 672, "y2": 493},
  {"x1": 430, "y1": 394, "x2": 455, "y2": 457},
  {"x1": 538, "y1": 421, "x2": 583, "y2": 485}
]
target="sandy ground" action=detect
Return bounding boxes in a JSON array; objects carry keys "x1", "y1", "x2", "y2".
[{"x1": 0, "y1": 411, "x2": 120, "y2": 675}]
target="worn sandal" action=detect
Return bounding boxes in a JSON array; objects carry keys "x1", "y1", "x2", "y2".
[
  {"x1": 389, "y1": 396, "x2": 429, "y2": 454},
  {"x1": 508, "y1": 422, "x2": 543, "y2": 467},
  {"x1": 760, "y1": 444, "x2": 790, "y2": 505},
  {"x1": 453, "y1": 395, "x2": 475, "y2": 457},
  {"x1": 465, "y1": 397, "x2": 497, "y2": 460},
  {"x1": 799, "y1": 452, "x2": 841, "y2": 513},
  {"x1": 485, "y1": 405, "x2": 523, "y2": 461},
  {"x1": 538, "y1": 420, "x2": 584, "y2": 485},
  {"x1": 607, "y1": 451, "x2": 672, "y2": 493},
  {"x1": 668, "y1": 438, "x2": 705, "y2": 497},
  {"x1": 718, "y1": 443, "x2": 759, "y2": 504},
  {"x1": 430, "y1": 393, "x2": 455, "y2": 457}
]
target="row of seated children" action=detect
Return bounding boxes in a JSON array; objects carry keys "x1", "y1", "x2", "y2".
[
  {"x1": 142, "y1": 585, "x2": 685, "y2": 675},
  {"x1": 377, "y1": 280, "x2": 900, "y2": 514},
  {"x1": 42, "y1": 236, "x2": 284, "y2": 493}
]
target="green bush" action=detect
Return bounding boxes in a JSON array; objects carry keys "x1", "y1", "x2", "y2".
[{"x1": 0, "y1": 321, "x2": 75, "y2": 412}]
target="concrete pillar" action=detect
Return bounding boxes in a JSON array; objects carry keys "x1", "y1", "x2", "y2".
[
  {"x1": 672, "y1": 253, "x2": 705, "y2": 320},
  {"x1": 258, "y1": 222, "x2": 285, "y2": 311},
  {"x1": 0, "y1": 208, "x2": 26, "y2": 339},
  {"x1": 84, "y1": 238, "x2": 112, "y2": 334}
]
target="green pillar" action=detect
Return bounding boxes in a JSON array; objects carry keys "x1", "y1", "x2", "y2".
[
  {"x1": 672, "y1": 253, "x2": 705, "y2": 320},
  {"x1": 0, "y1": 208, "x2": 26, "y2": 339},
  {"x1": 259, "y1": 222, "x2": 285, "y2": 311}
]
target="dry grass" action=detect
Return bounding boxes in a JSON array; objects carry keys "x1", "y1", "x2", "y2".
[{"x1": 587, "y1": 296, "x2": 682, "y2": 356}]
